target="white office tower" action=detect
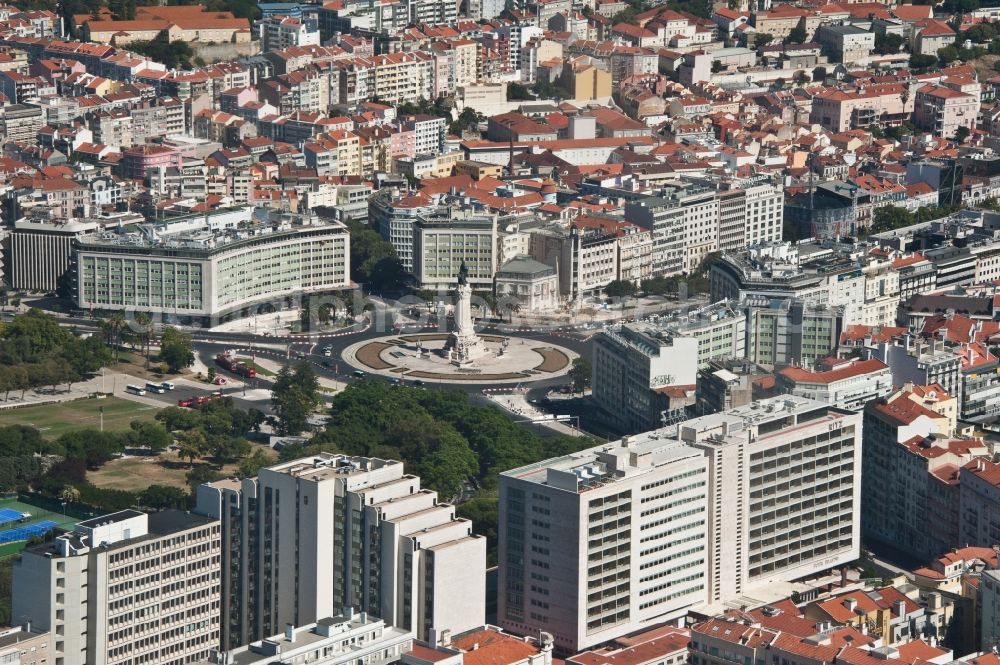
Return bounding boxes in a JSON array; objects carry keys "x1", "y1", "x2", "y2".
[
  {"x1": 195, "y1": 454, "x2": 486, "y2": 649},
  {"x1": 12, "y1": 510, "x2": 222, "y2": 665},
  {"x1": 498, "y1": 438, "x2": 710, "y2": 653},
  {"x1": 497, "y1": 397, "x2": 862, "y2": 652},
  {"x1": 674, "y1": 396, "x2": 862, "y2": 604}
]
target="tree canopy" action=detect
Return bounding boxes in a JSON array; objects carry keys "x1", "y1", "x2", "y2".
[
  {"x1": 159, "y1": 326, "x2": 194, "y2": 373},
  {"x1": 271, "y1": 362, "x2": 322, "y2": 435},
  {"x1": 0, "y1": 310, "x2": 111, "y2": 396},
  {"x1": 290, "y1": 381, "x2": 592, "y2": 500}
]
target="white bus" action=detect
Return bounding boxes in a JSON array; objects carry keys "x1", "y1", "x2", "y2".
[
  {"x1": 145, "y1": 382, "x2": 166, "y2": 394},
  {"x1": 126, "y1": 384, "x2": 147, "y2": 396}
]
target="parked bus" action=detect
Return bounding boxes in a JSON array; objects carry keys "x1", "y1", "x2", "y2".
[
  {"x1": 145, "y1": 382, "x2": 166, "y2": 394},
  {"x1": 125, "y1": 384, "x2": 147, "y2": 396}
]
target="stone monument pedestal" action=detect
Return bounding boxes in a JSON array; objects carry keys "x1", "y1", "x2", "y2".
[{"x1": 442, "y1": 261, "x2": 491, "y2": 365}]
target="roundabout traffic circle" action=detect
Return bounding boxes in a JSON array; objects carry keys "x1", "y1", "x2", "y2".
[{"x1": 342, "y1": 332, "x2": 578, "y2": 384}]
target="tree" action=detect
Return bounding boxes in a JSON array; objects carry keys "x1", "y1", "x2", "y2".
[
  {"x1": 457, "y1": 497, "x2": 500, "y2": 565},
  {"x1": 126, "y1": 29, "x2": 195, "y2": 69},
  {"x1": 874, "y1": 32, "x2": 904, "y2": 55},
  {"x1": 786, "y1": 24, "x2": 807, "y2": 44},
  {"x1": 185, "y1": 466, "x2": 225, "y2": 492},
  {"x1": 871, "y1": 205, "x2": 915, "y2": 233},
  {"x1": 605, "y1": 279, "x2": 637, "y2": 311},
  {"x1": 954, "y1": 125, "x2": 971, "y2": 143},
  {"x1": 271, "y1": 362, "x2": 322, "y2": 435},
  {"x1": 569, "y1": 357, "x2": 591, "y2": 393},
  {"x1": 210, "y1": 435, "x2": 251, "y2": 463},
  {"x1": 711, "y1": 59, "x2": 723, "y2": 73},
  {"x1": 503, "y1": 301, "x2": 521, "y2": 323},
  {"x1": 99, "y1": 312, "x2": 127, "y2": 361},
  {"x1": 964, "y1": 23, "x2": 998, "y2": 43},
  {"x1": 140, "y1": 485, "x2": 189, "y2": 510},
  {"x1": 343, "y1": 219, "x2": 407, "y2": 294},
  {"x1": 159, "y1": 326, "x2": 194, "y2": 373},
  {"x1": 176, "y1": 429, "x2": 207, "y2": 467},
  {"x1": 754, "y1": 33, "x2": 774, "y2": 47},
  {"x1": 127, "y1": 420, "x2": 172, "y2": 452},
  {"x1": 449, "y1": 107, "x2": 484, "y2": 135},
  {"x1": 937, "y1": 44, "x2": 960, "y2": 65},
  {"x1": 134, "y1": 312, "x2": 154, "y2": 369},
  {"x1": 605, "y1": 280, "x2": 637, "y2": 300},
  {"x1": 910, "y1": 53, "x2": 938, "y2": 70},
  {"x1": 238, "y1": 448, "x2": 271, "y2": 478},
  {"x1": 506, "y1": 82, "x2": 533, "y2": 101}
]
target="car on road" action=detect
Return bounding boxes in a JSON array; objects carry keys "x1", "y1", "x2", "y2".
[
  {"x1": 177, "y1": 398, "x2": 194, "y2": 408},
  {"x1": 194, "y1": 395, "x2": 209, "y2": 405},
  {"x1": 353, "y1": 370, "x2": 366, "y2": 378},
  {"x1": 412, "y1": 379, "x2": 425, "y2": 387},
  {"x1": 322, "y1": 348, "x2": 332, "y2": 356}
]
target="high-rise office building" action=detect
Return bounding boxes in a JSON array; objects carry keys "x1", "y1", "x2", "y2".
[
  {"x1": 195, "y1": 454, "x2": 486, "y2": 649},
  {"x1": 12, "y1": 509, "x2": 221, "y2": 665},
  {"x1": 498, "y1": 437, "x2": 710, "y2": 653},
  {"x1": 674, "y1": 396, "x2": 861, "y2": 604},
  {"x1": 498, "y1": 397, "x2": 861, "y2": 651}
]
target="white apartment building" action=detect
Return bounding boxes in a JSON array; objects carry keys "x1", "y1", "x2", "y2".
[
  {"x1": 0, "y1": 626, "x2": 50, "y2": 665},
  {"x1": 498, "y1": 437, "x2": 710, "y2": 653},
  {"x1": 660, "y1": 301, "x2": 747, "y2": 366},
  {"x1": 675, "y1": 396, "x2": 862, "y2": 604},
  {"x1": 413, "y1": 208, "x2": 497, "y2": 289},
  {"x1": 624, "y1": 196, "x2": 684, "y2": 276},
  {"x1": 405, "y1": 115, "x2": 446, "y2": 156},
  {"x1": 196, "y1": 613, "x2": 413, "y2": 665},
  {"x1": 744, "y1": 183, "x2": 784, "y2": 247},
  {"x1": 593, "y1": 324, "x2": 700, "y2": 433},
  {"x1": 195, "y1": 455, "x2": 486, "y2": 650},
  {"x1": 775, "y1": 358, "x2": 894, "y2": 411},
  {"x1": 12, "y1": 510, "x2": 221, "y2": 665},
  {"x1": 258, "y1": 15, "x2": 320, "y2": 51},
  {"x1": 370, "y1": 190, "x2": 433, "y2": 273},
  {"x1": 677, "y1": 187, "x2": 719, "y2": 273}
]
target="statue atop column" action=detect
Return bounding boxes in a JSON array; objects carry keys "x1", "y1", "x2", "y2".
[{"x1": 444, "y1": 260, "x2": 487, "y2": 365}]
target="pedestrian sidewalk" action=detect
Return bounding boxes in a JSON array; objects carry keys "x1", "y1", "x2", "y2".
[{"x1": 484, "y1": 393, "x2": 583, "y2": 437}]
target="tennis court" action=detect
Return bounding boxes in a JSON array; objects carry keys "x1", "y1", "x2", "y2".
[
  {"x1": 0, "y1": 520, "x2": 56, "y2": 544},
  {"x1": 0, "y1": 508, "x2": 26, "y2": 527},
  {"x1": 0, "y1": 498, "x2": 80, "y2": 556}
]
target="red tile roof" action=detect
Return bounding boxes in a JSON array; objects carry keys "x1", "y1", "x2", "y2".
[
  {"x1": 451, "y1": 629, "x2": 543, "y2": 665},
  {"x1": 778, "y1": 358, "x2": 887, "y2": 384}
]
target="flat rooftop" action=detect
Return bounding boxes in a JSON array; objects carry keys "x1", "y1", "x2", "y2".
[
  {"x1": 77, "y1": 509, "x2": 144, "y2": 530},
  {"x1": 502, "y1": 434, "x2": 700, "y2": 487}
]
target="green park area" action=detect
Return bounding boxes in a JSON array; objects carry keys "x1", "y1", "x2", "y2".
[{"x1": 0, "y1": 398, "x2": 158, "y2": 440}]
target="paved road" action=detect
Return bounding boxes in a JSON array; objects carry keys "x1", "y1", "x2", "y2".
[{"x1": 56, "y1": 307, "x2": 611, "y2": 433}]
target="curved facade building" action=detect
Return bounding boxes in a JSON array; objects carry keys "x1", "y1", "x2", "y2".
[{"x1": 73, "y1": 207, "x2": 350, "y2": 324}]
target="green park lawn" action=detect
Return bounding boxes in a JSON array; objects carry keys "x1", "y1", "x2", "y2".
[{"x1": 0, "y1": 397, "x2": 158, "y2": 439}]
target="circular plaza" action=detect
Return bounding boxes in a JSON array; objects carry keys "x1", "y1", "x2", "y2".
[{"x1": 342, "y1": 332, "x2": 577, "y2": 384}]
